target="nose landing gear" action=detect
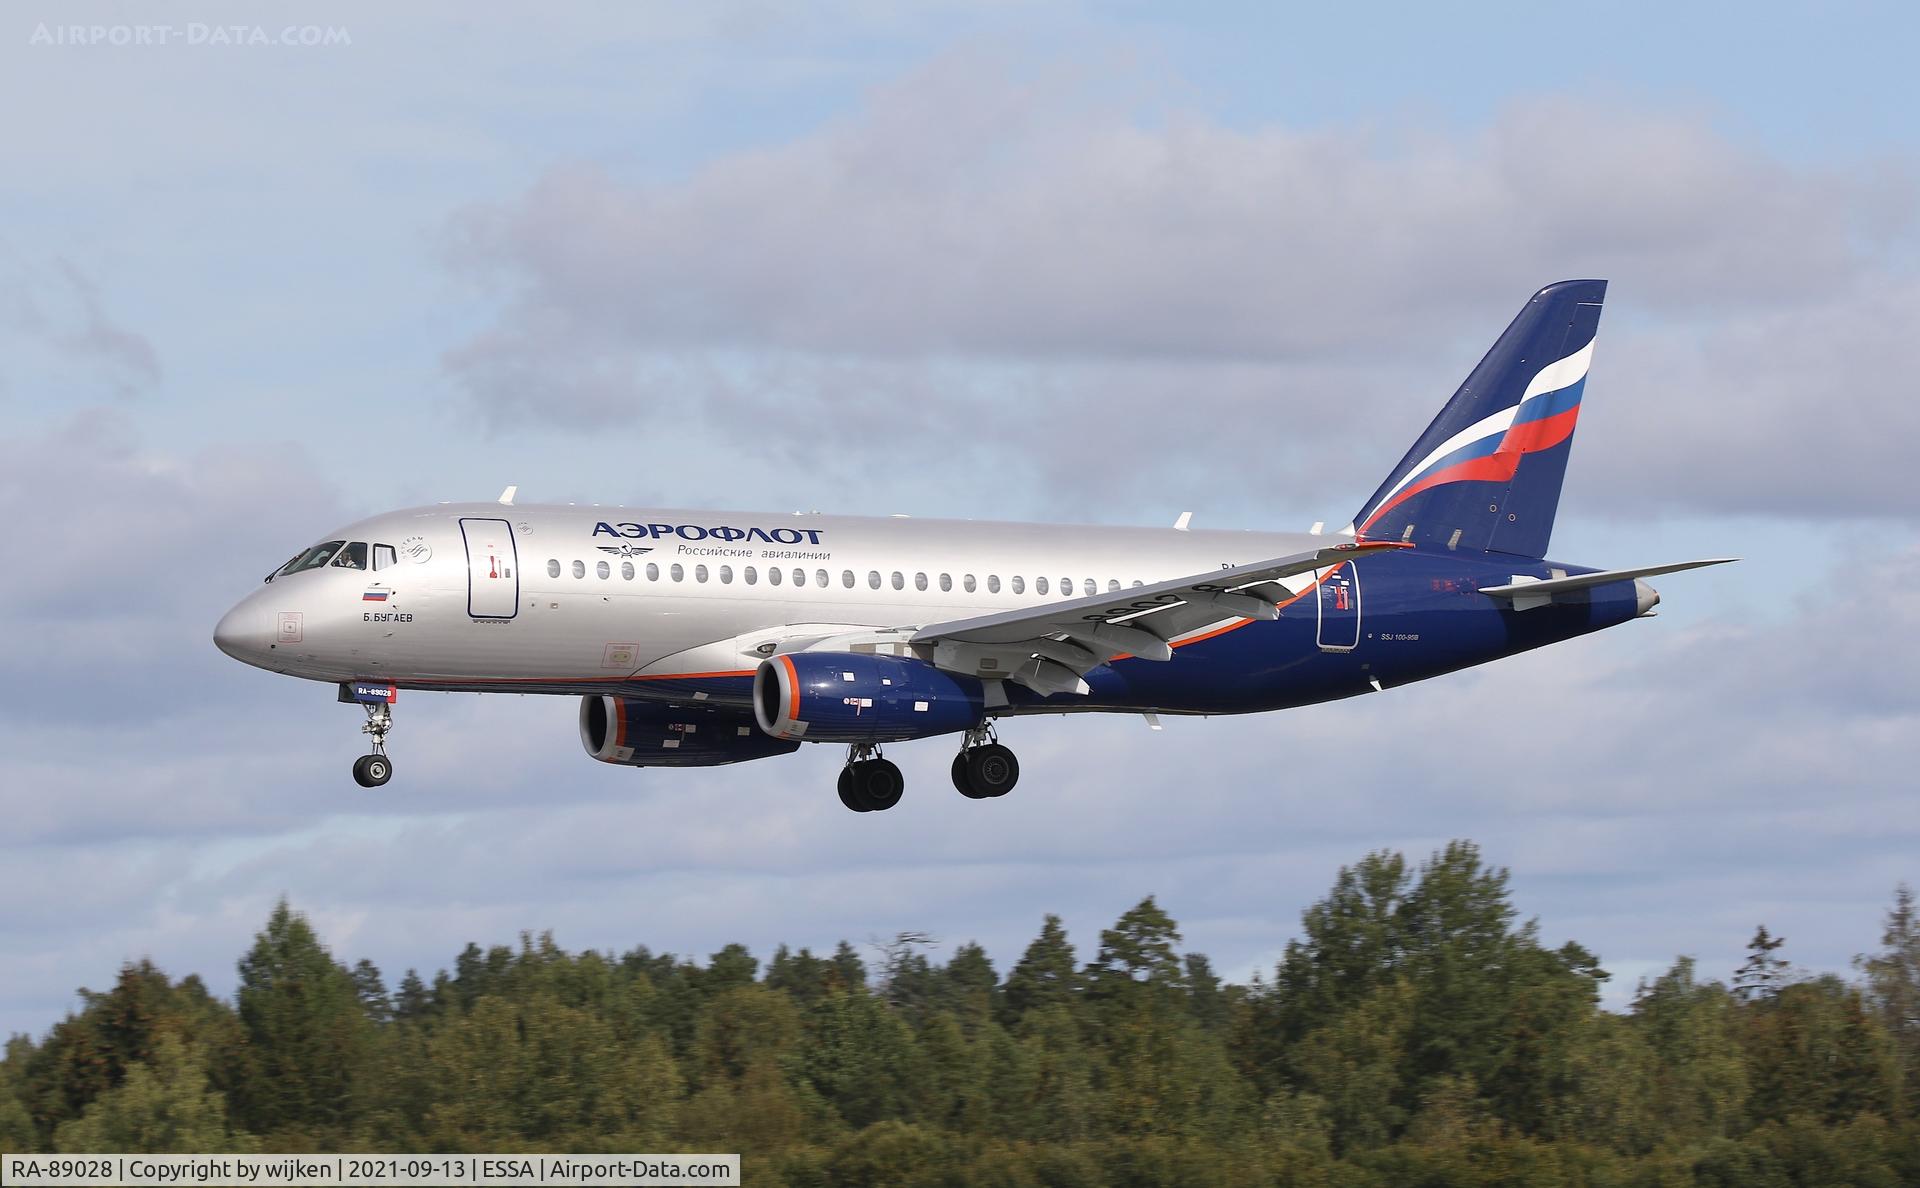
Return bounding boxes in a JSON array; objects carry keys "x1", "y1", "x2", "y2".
[
  {"x1": 339, "y1": 683, "x2": 397, "y2": 787},
  {"x1": 352, "y1": 701, "x2": 394, "y2": 787},
  {"x1": 952, "y1": 724, "x2": 1019, "y2": 799},
  {"x1": 838, "y1": 744, "x2": 904, "y2": 812}
]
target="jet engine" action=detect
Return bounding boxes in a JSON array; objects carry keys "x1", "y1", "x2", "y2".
[
  {"x1": 580, "y1": 696, "x2": 800, "y2": 767},
  {"x1": 754, "y1": 652, "x2": 985, "y2": 743}
]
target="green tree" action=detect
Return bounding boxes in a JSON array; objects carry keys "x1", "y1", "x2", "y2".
[
  {"x1": 1001, "y1": 916, "x2": 1079, "y2": 1028},
  {"x1": 392, "y1": 970, "x2": 432, "y2": 1023},
  {"x1": 1734, "y1": 925, "x2": 1789, "y2": 1002},
  {"x1": 796, "y1": 988, "x2": 920, "y2": 1129},
  {"x1": 1290, "y1": 978, "x2": 1416, "y2": 1152},
  {"x1": 1743, "y1": 975, "x2": 1896, "y2": 1125},
  {"x1": 1858, "y1": 882, "x2": 1920, "y2": 1117},
  {"x1": 231, "y1": 900, "x2": 372, "y2": 1138},
  {"x1": 1630, "y1": 956, "x2": 1751, "y2": 1140},
  {"x1": 1085, "y1": 897, "x2": 1186, "y2": 1001},
  {"x1": 350, "y1": 960, "x2": 390, "y2": 1025},
  {"x1": 1, "y1": 1035, "x2": 37, "y2": 1152},
  {"x1": 52, "y1": 1034, "x2": 254, "y2": 1154}
]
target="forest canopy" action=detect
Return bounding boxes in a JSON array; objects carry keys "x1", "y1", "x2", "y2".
[{"x1": 3, "y1": 840, "x2": 1915, "y2": 1187}]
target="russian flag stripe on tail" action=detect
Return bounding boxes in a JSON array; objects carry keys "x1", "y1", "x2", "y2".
[{"x1": 1347, "y1": 280, "x2": 1605, "y2": 560}]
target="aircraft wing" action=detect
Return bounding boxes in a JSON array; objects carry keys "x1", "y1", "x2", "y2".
[{"x1": 910, "y1": 540, "x2": 1409, "y2": 697}]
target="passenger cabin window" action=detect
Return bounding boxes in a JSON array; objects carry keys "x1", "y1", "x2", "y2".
[
  {"x1": 646, "y1": 563, "x2": 660, "y2": 581},
  {"x1": 988, "y1": 575, "x2": 1000, "y2": 593},
  {"x1": 1034, "y1": 576, "x2": 1048, "y2": 595},
  {"x1": 914, "y1": 572, "x2": 928, "y2": 592},
  {"x1": 769, "y1": 567, "x2": 782, "y2": 586},
  {"x1": 1107, "y1": 579, "x2": 1120, "y2": 593},
  {"x1": 1085, "y1": 578, "x2": 1098, "y2": 596},
  {"x1": 572, "y1": 560, "x2": 585, "y2": 579},
  {"x1": 373, "y1": 544, "x2": 397, "y2": 571},
  {"x1": 817, "y1": 569, "x2": 830, "y2": 587},
  {"x1": 868, "y1": 571, "x2": 882, "y2": 590},
  {"x1": 939, "y1": 573, "x2": 952, "y2": 592},
  {"x1": 1012, "y1": 575, "x2": 1025, "y2": 594},
  {"x1": 720, "y1": 565, "x2": 733, "y2": 584},
  {"x1": 696, "y1": 565, "x2": 709, "y2": 582},
  {"x1": 597, "y1": 560, "x2": 610, "y2": 579},
  {"x1": 963, "y1": 574, "x2": 976, "y2": 593},
  {"x1": 843, "y1": 570, "x2": 855, "y2": 588},
  {"x1": 745, "y1": 566, "x2": 758, "y2": 585},
  {"x1": 547, "y1": 559, "x2": 561, "y2": 579},
  {"x1": 891, "y1": 571, "x2": 904, "y2": 591},
  {"x1": 671, "y1": 564, "x2": 685, "y2": 582},
  {"x1": 621, "y1": 562, "x2": 635, "y2": 580},
  {"x1": 795, "y1": 568, "x2": 807, "y2": 587}
]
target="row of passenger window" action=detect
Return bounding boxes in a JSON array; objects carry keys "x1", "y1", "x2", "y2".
[{"x1": 545, "y1": 558, "x2": 1144, "y2": 597}]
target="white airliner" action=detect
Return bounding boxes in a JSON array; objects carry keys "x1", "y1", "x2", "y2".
[{"x1": 215, "y1": 281, "x2": 1730, "y2": 810}]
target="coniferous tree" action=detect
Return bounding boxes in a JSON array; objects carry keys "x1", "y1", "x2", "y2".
[
  {"x1": 1735, "y1": 925, "x2": 1790, "y2": 1002},
  {"x1": 1857, "y1": 882, "x2": 1920, "y2": 1116},
  {"x1": 392, "y1": 970, "x2": 431, "y2": 1023},
  {"x1": 1001, "y1": 915, "x2": 1079, "y2": 1027},
  {"x1": 231, "y1": 900, "x2": 371, "y2": 1137},
  {"x1": 350, "y1": 960, "x2": 390, "y2": 1025}
]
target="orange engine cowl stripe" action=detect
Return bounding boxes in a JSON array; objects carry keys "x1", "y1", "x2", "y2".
[{"x1": 778, "y1": 654, "x2": 800, "y2": 730}]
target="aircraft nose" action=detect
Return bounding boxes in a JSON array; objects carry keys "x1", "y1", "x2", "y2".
[
  {"x1": 214, "y1": 599, "x2": 271, "y2": 665},
  {"x1": 1634, "y1": 579, "x2": 1660, "y2": 617}
]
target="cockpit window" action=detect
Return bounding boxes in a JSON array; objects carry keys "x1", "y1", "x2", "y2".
[
  {"x1": 280, "y1": 541, "x2": 346, "y2": 575},
  {"x1": 372, "y1": 544, "x2": 396, "y2": 571},
  {"x1": 330, "y1": 542, "x2": 370, "y2": 570}
]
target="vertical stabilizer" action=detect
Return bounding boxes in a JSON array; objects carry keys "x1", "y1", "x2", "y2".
[{"x1": 1346, "y1": 280, "x2": 1605, "y2": 559}]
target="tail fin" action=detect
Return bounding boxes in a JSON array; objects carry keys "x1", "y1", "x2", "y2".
[{"x1": 1346, "y1": 279, "x2": 1605, "y2": 560}]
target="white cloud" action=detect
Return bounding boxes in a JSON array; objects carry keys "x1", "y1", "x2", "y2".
[{"x1": 443, "y1": 53, "x2": 1918, "y2": 520}]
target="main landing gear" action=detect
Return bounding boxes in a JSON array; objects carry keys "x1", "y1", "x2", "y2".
[
  {"x1": 952, "y1": 724, "x2": 1019, "y2": 800},
  {"x1": 838, "y1": 744, "x2": 904, "y2": 812},
  {"x1": 832, "y1": 727, "x2": 1022, "y2": 813},
  {"x1": 351, "y1": 701, "x2": 394, "y2": 788}
]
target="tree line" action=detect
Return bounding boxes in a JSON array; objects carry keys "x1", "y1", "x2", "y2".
[{"x1": 2, "y1": 840, "x2": 1916, "y2": 1186}]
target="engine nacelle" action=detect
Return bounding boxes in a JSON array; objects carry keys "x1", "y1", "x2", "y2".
[
  {"x1": 754, "y1": 652, "x2": 985, "y2": 743},
  {"x1": 580, "y1": 696, "x2": 800, "y2": 768}
]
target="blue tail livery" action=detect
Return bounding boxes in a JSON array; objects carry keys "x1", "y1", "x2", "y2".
[
  {"x1": 1347, "y1": 279, "x2": 1604, "y2": 559},
  {"x1": 216, "y1": 279, "x2": 1735, "y2": 808}
]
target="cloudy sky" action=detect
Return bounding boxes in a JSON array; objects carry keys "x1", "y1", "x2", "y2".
[{"x1": 3, "y1": 2, "x2": 1916, "y2": 1037}]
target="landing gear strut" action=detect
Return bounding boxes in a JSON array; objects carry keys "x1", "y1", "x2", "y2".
[
  {"x1": 838, "y1": 744, "x2": 904, "y2": 812},
  {"x1": 352, "y1": 701, "x2": 394, "y2": 788},
  {"x1": 951, "y1": 724, "x2": 1019, "y2": 799}
]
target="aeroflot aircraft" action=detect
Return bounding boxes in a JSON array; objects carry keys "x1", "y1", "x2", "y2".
[{"x1": 216, "y1": 280, "x2": 1730, "y2": 811}]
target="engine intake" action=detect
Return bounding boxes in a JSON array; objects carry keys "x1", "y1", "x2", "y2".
[
  {"x1": 754, "y1": 652, "x2": 985, "y2": 743},
  {"x1": 580, "y1": 696, "x2": 799, "y2": 768}
]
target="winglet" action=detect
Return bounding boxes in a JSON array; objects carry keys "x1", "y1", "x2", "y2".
[
  {"x1": 498, "y1": 485, "x2": 518, "y2": 506},
  {"x1": 1173, "y1": 511, "x2": 1193, "y2": 532}
]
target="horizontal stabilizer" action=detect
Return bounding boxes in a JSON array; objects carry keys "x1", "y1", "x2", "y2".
[{"x1": 1481, "y1": 557, "x2": 1737, "y2": 603}]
